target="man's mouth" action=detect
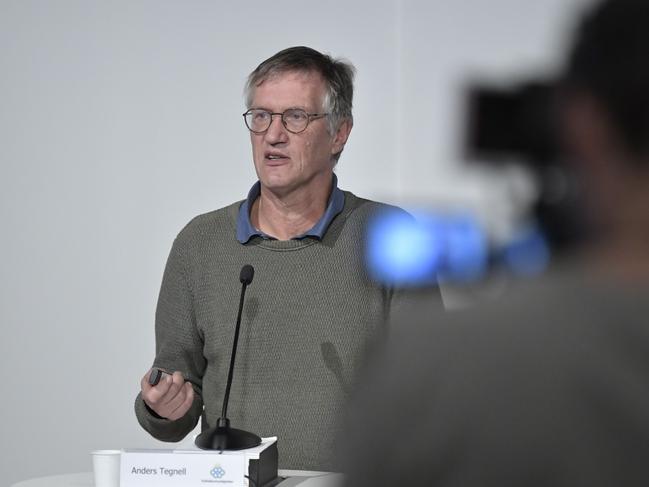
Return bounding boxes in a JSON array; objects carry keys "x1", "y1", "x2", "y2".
[{"x1": 265, "y1": 152, "x2": 289, "y2": 162}]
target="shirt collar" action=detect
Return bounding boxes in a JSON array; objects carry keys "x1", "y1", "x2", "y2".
[{"x1": 236, "y1": 174, "x2": 345, "y2": 244}]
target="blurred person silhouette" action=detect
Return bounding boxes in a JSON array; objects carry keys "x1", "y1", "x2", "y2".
[{"x1": 341, "y1": 0, "x2": 649, "y2": 485}]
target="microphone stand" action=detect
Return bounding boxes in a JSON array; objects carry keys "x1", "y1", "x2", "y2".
[{"x1": 195, "y1": 265, "x2": 262, "y2": 450}]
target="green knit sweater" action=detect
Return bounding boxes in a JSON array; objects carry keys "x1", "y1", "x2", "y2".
[{"x1": 135, "y1": 191, "x2": 404, "y2": 470}]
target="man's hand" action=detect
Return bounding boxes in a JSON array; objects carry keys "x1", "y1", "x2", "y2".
[{"x1": 140, "y1": 370, "x2": 194, "y2": 421}]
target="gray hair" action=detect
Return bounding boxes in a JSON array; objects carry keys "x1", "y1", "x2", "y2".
[{"x1": 245, "y1": 46, "x2": 355, "y2": 159}]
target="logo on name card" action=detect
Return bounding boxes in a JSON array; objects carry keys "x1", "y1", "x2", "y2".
[{"x1": 210, "y1": 464, "x2": 226, "y2": 479}]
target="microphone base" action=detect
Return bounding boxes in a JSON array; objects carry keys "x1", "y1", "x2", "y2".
[{"x1": 195, "y1": 419, "x2": 262, "y2": 451}]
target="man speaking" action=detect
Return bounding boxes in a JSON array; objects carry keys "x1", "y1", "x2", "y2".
[{"x1": 134, "y1": 46, "x2": 407, "y2": 471}]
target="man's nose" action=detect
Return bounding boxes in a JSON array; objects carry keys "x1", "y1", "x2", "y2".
[{"x1": 265, "y1": 114, "x2": 288, "y2": 143}]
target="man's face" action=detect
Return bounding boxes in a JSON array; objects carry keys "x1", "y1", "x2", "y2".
[{"x1": 249, "y1": 70, "x2": 350, "y2": 197}]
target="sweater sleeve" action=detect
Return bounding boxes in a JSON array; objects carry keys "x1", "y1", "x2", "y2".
[
  {"x1": 134, "y1": 234, "x2": 206, "y2": 442},
  {"x1": 387, "y1": 282, "x2": 444, "y2": 326}
]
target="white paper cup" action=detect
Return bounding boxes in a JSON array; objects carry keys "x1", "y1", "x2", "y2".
[{"x1": 91, "y1": 450, "x2": 121, "y2": 487}]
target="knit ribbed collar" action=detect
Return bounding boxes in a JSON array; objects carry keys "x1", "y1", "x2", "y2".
[{"x1": 236, "y1": 174, "x2": 345, "y2": 244}]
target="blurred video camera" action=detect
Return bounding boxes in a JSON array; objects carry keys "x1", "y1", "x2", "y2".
[
  {"x1": 366, "y1": 79, "x2": 588, "y2": 288},
  {"x1": 465, "y1": 79, "x2": 586, "y2": 251}
]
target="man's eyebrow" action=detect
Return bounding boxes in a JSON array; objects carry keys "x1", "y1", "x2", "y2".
[{"x1": 249, "y1": 106, "x2": 309, "y2": 112}]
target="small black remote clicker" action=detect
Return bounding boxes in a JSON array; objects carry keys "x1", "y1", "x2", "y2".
[{"x1": 148, "y1": 368, "x2": 163, "y2": 386}]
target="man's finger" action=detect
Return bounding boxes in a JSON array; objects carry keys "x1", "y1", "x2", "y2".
[
  {"x1": 167, "y1": 383, "x2": 195, "y2": 421},
  {"x1": 142, "y1": 371, "x2": 173, "y2": 407},
  {"x1": 158, "y1": 372, "x2": 184, "y2": 406},
  {"x1": 161, "y1": 380, "x2": 188, "y2": 416}
]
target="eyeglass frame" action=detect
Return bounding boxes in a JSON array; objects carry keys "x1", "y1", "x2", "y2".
[{"x1": 242, "y1": 108, "x2": 329, "y2": 134}]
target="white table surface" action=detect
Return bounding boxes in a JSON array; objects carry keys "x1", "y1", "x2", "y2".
[{"x1": 11, "y1": 470, "x2": 345, "y2": 487}]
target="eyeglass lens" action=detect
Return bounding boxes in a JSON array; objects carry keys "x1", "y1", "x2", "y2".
[{"x1": 245, "y1": 109, "x2": 311, "y2": 133}]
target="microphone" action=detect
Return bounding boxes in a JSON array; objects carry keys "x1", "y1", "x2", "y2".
[
  {"x1": 240, "y1": 264, "x2": 254, "y2": 285},
  {"x1": 195, "y1": 264, "x2": 262, "y2": 450}
]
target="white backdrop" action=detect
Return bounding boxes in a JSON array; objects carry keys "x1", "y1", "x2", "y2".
[{"x1": 0, "y1": 0, "x2": 593, "y2": 484}]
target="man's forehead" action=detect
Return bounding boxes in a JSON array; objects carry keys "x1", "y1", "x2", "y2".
[
  {"x1": 254, "y1": 69, "x2": 325, "y2": 90},
  {"x1": 251, "y1": 69, "x2": 326, "y2": 109}
]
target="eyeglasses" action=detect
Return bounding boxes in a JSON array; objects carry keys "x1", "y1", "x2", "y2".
[{"x1": 243, "y1": 108, "x2": 328, "y2": 134}]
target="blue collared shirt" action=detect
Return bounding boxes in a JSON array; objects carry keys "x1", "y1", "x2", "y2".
[{"x1": 236, "y1": 175, "x2": 345, "y2": 243}]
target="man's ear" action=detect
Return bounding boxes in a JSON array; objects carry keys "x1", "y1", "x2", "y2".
[
  {"x1": 561, "y1": 91, "x2": 638, "y2": 212},
  {"x1": 331, "y1": 119, "x2": 353, "y2": 156},
  {"x1": 561, "y1": 92, "x2": 617, "y2": 165}
]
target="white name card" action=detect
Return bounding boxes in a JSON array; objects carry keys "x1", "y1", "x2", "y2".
[{"x1": 120, "y1": 438, "x2": 277, "y2": 487}]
